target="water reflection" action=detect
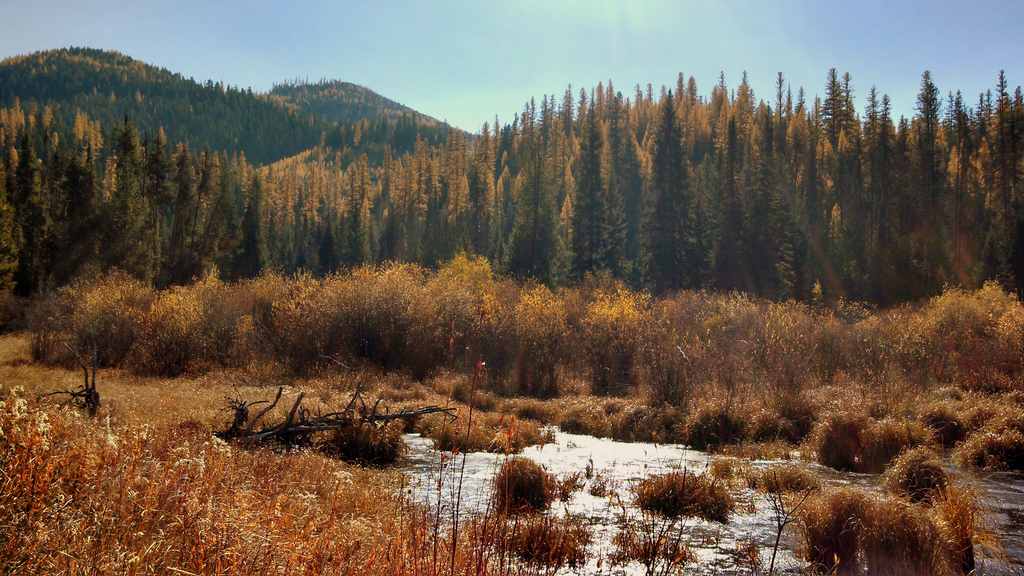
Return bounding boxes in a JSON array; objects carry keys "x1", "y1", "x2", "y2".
[{"x1": 400, "y1": 429, "x2": 1024, "y2": 575}]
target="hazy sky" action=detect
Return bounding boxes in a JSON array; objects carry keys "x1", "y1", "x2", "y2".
[{"x1": 1, "y1": 0, "x2": 1021, "y2": 131}]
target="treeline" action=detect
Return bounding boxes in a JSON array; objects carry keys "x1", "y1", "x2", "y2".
[
  {"x1": 266, "y1": 68, "x2": 1024, "y2": 304},
  {"x1": 1, "y1": 65, "x2": 1023, "y2": 305}
]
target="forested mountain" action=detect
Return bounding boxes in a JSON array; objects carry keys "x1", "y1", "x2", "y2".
[
  {"x1": 0, "y1": 49, "x2": 1021, "y2": 306},
  {"x1": 270, "y1": 79, "x2": 444, "y2": 126},
  {"x1": 0, "y1": 48, "x2": 450, "y2": 164},
  {"x1": 0, "y1": 48, "x2": 326, "y2": 163}
]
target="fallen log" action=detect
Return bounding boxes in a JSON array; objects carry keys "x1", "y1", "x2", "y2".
[{"x1": 217, "y1": 385, "x2": 456, "y2": 450}]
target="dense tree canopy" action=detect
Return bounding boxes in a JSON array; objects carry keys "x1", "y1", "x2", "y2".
[{"x1": 1, "y1": 52, "x2": 1022, "y2": 305}]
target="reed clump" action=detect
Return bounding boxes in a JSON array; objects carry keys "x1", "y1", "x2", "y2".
[
  {"x1": 492, "y1": 457, "x2": 557, "y2": 513},
  {"x1": 632, "y1": 470, "x2": 734, "y2": 523}
]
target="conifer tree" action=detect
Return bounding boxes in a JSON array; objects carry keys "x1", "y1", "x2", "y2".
[
  {"x1": 234, "y1": 174, "x2": 267, "y2": 279},
  {"x1": 572, "y1": 101, "x2": 606, "y2": 278},
  {"x1": 164, "y1": 144, "x2": 198, "y2": 285},
  {"x1": 13, "y1": 132, "x2": 46, "y2": 295},
  {"x1": 644, "y1": 90, "x2": 690, "y2": 293},
  {"x1": 0, "y1": 161, "x2": 17, "y2": 290},
  {"x1": 603, "y1": 92, "x2": 628, "y2": 275},
  {"x1": 715, "y1": 116, "x2": 745, "y2": 292},
  {"x1": 104, "y1": 118, "x2": 156, "y2": 282}
]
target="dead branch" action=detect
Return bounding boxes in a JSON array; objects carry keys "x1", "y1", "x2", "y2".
[
  {"x1": 39, "y1": 343, "x2": 100, "y2": 416},
  {"x1": 217, "y1": 386, "x2": 456, "y2": 448}
]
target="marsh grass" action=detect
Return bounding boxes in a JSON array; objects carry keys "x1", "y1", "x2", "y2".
[
  {"x1": 492, "y1": 458, "x2": 556, "y2": 514},
  {"x1": 632, "y1": 470, "x2": 734, "y2": 523},
  {"x1": 883, "y1": 447, "x2": 949, "y2": 503}
]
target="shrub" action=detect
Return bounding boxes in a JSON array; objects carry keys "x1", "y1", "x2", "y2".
[
  {"x1": 883, "y1": 447, "x2": 949, "y2": 503},
  {"x1": 492, "y1": 458, "x2": 556, "y2": 513},
  {"x1": 640, "y1": 321, "x2": 702, "y2": 409},
  {"x1": 30, "y1": 272, "x2": 152, "y2": 367},
  {"x1": 512, "y1": 285, "x2": 567, "y2": 397},
  {"x1": 684, "y1": 403, "x2": 748, "y2": 450},
  {"x1": 632, "y1": 470, "x2": 734, "y2": 523},
  {"x1": 580, "y1": 288, "x2": 647, "y2": 396},
  {"x1": 505, "y1": 514, "x2": 591, "y2": 569},
  {"x1": 132, "y1": 285, "x2": 203, "y2": 376},
  {"x1": 0, "y1": 290, "x2": 23, "y2": 332}
]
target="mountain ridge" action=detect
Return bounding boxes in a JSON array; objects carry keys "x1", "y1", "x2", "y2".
[{"x1": 0, "y1": 47, "x2": 448, "y2": 163}]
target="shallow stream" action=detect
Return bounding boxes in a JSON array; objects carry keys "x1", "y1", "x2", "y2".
[{"x1": 399, "y1": 429, "x2": 1024, "y2": 575}]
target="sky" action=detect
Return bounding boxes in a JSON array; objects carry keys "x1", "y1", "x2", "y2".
[{"x1": 0, "y1": 0, "x2": 1021, "y2": 132}]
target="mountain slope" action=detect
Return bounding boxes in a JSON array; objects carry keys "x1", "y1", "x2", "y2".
[
  {"x1": 0, "y1": 47, "x2": 325, "y2": 163},
  {"x1": 270, "y1": 79, "x2": 445, "y2": 127},
  {"x1": 0, "y1": 48, "x2": 450, "y2": 164}
]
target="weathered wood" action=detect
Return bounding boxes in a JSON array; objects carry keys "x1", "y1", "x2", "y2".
[
  {"x1": 39, "y1": 344, "x2": 100, "y2": 416},
  {"x1": 217, "y1": 386, "x2": 456, "y2": 447}
]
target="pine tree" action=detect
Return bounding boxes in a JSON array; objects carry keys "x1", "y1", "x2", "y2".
[
  {"x1": 234, "y1": 173, "x2": 267, "y2": 279},
  {"x1": 715, "y1": 116, "x2": 745, "y2": 292},
  {"x1": 644, "y1": 90, "x2": 690, "y2": 293},
  {"x1": 344, "y1": 157, "x2": 371, "y2": 266},
  {"x1": 507, "y1": 103, "x2": 561, "y2": 284},
  {"x1": 13, "y1": 131, "x2": 46, "y2": 295},
  {"x1": 572, "y1": 101, "x2": 606, "y2": 278},
  {"x1": 164, "y1": 144, "x2": 198, "y2": 285},
  {"x1": 104, "y1": 118, "x2": 156, "y2": 282},
  {"x1": 0, "y1": 161, "x2": 17, "y2": 290},
  {"x1": 603, "y1": 92, "x2": 628, "y2": 275}
]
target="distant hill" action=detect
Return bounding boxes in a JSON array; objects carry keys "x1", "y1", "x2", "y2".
[
  {"x1": 0, "y1": 48, "x2": 449, "y2": 164},
  {"x1": 0, "y1": 47, "x2": 328, "y2": 163},
  {"x1": 270, "y1": 79, "x2": 446, "y2": 127}
]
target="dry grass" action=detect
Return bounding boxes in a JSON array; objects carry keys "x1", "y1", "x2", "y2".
[
  {"x1": 0, "y1": 385, "x2": 407, "y2": 574},
  {"x1": 503, "y1": 514, "x2": 591, "y2": 570},
  {"x1": 810, "y1": 412, "x2": 932, "y2": 473},
  {"x1": 684, "y1": 402, "x2": 749, "y2": 450},
  {"x1": 954, "y1": 428, "x2": 1024, "y2": 471},
  {"x1": 492, "y1": 458, "x2": 557, "y2": 514},
  {"x1": 798, "y1": 485, "x2": 993, "y2": 576},
  {"x1": 9, "y1": 266, "x2": 1024, "y2": 572},
  {"x1": 632, "y1": 470, "x2": 734, "y2": 523},
  {"x1": 883, "y1": 447, "x2": 949, "y2": 503},
  {"x1": 747, "y1": 464, "x2": 821, "y2": 494},
  {"x1": 416, "y1": 409, "x2": 550, "y2": 454}
]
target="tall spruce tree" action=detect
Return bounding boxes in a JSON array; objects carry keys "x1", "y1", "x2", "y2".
[
  {"x1": 234, "y1": 174, "x2": 266, "y2": 279},
  {"x1": 572, "y1": 101, "x2": 606, "y2": 278},
  {"x1": 0, "y1": 161, "x2": 17, "y2": 290},
  {"x1": 644, "y1": 90, "x2": 690, "y2": 293}
]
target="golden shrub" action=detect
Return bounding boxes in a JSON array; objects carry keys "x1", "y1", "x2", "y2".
[
  {"x1": 512, "y1": 285, "x2": 567, "y2": 397},
  {"x1": 580, "y1": 288, "x2": 648, "y2": 395}
]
